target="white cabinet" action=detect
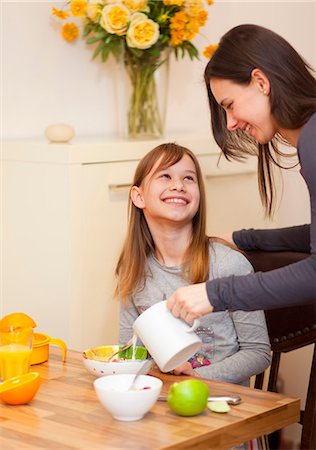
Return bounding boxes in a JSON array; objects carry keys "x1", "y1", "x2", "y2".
[{"x1": 2, "y1": 137, "x2": 262, "y2": 350}]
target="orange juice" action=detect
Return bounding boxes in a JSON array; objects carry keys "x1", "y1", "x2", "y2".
[{"x1": 0, "y1": 343, "x2": 32, "y2": 381}]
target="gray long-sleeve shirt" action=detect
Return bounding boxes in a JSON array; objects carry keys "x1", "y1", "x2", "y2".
[
  {"x1": 207, "y1": 112, "x2": 316, "y2": 311},
  {"x1": 120, "y1": 242, "x2": 271, "y2": 386}
]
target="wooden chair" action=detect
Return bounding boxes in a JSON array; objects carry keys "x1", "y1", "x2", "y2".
[{"x1": 244, "y1": 250, "x2": 316, "y2": 450}]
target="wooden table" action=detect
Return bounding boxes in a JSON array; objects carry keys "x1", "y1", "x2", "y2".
[{"x1": 0, "y1": 348, "x2": 300, "y2": 450}]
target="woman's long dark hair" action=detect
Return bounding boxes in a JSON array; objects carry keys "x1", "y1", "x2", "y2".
[{"x1": 204, "y1": 24, "x2": 316, "y2": 216}]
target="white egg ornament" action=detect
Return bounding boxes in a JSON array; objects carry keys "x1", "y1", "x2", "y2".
[{"x1": 45, "y1": 124, "x2": 75, "y2": 143}]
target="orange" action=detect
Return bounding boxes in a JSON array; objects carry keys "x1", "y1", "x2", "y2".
[
  {"x1": 0, "y1": 372, "x2": 40, "y2": 405},
  {"x1": 0, "y1": 313, "x2": 36, "y2": 332},
  {"x1": 167, "y1": 379, "x2": 209, "y2": 416}
]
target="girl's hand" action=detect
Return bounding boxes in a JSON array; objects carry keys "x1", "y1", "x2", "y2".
[
  {"x1": 172, "y1": 362, "x2": 200, "y2": 377},
  {"x1": 166, "y1": 283, "x2": 213, "y2": 323}
]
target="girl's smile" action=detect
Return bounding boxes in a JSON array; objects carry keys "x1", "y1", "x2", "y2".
[{"x1": 162, "y1": 196, "x2": 189, "y2": 205}]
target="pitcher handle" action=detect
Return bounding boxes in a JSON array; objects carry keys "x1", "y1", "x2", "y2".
[
  {"x1": 49, "y1": 337, "x2": 67, "y2": 362},
  {"x1": 186, "y1": 318, "x2": 200, "y2": 332}
]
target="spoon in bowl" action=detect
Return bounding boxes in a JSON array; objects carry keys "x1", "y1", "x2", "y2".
[
  {"x1": 127, "y1": 365, "x2": 145, "y2": 391},
  {"x1": 106, "y1": 337, "x2": 134, "y2": 362}
]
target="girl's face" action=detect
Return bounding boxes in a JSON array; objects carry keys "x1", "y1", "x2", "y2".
[
  {"x1": 210, "y1": 75, "x2": 278, "y2": 144},
  {"x1": 132, "y1": 154, "x2": 200, "y2": 227}
]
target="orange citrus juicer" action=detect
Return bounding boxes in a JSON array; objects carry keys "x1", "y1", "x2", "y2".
[
  {"x1": 0, "y1": 372, "x2": 40, "y2": 405},
  {"x1": 0, "y1": 312, "x2": 67, "y2": 365},
  {"x1": 0, "y1": 312, "x2": 36, "y2": 332},
  {"x1": 31, "y1": 332, "x2": 67, "y2": 365}
]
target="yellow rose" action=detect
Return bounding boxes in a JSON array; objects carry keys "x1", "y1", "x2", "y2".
[
  {"x1": 123, "y1": 0, "x2": 148, "y2": 13},
  {"x1": 86, "y1": 1, "x2": 102, "y2": 22},
  {"x1": 100, "y1": 3, "x2": 130, "y2": 35},
  {"x1": 127, "y1": 15, "x2": 159, "y2": 49},
  {"x1": 129, "y1": 12, "x2": 147, "y2": 22}
]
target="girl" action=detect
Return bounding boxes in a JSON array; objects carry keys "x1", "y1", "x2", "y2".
[
  {"x1": 167, "y1": 24, "x2": 316, "y2": 322},
  {"x1": 116, "y1": 142, "x2": 271, "y2": 385}
]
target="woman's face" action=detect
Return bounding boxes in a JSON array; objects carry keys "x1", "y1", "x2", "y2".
[{"x1": 210, "y1": 77, "x2": 278, "y2": 144}]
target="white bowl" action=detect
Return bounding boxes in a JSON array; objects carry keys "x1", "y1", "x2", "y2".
[
  {"x1": 82, "y1": 345, "x2": 153, "y2": 377},
  {"x1": 94, "y1": 374, "x2": 162, "y2": 421}
]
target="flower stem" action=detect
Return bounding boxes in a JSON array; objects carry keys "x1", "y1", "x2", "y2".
[{"x1": 125, "y1": 51, "x2": 168, "y2": 138}]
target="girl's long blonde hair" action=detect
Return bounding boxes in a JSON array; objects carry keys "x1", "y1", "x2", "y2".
[{"x1": 115, "y1": 143, "x2": 210, "y2": 303}]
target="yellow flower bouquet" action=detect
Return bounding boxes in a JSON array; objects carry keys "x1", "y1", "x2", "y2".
[{"x1": 52, "y1": 0, "x2": 216, "y2": 138}]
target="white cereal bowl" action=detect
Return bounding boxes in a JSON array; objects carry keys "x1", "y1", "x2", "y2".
[
  {"x1": 94, "y1": 374, "x2": 162, "y2": 421},
  {"x1": 82, "y1": 345, "x2": 153, "y2": 377}
]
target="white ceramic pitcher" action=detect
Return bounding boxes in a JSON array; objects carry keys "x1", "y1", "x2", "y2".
[{"x1": 133, "y1": 301, "x2": 202, "y2": 372}]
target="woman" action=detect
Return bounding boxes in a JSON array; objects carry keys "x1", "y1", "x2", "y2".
[{"x1": 167, "y1": 24, "x2": 316, "y2": 323}]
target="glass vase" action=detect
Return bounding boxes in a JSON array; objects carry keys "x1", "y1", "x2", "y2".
[{"x1": 118, "y1": 49, "x2": 170, "y2": 140}]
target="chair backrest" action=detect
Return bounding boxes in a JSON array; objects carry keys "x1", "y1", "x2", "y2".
[{"x1": 244, "y1": 250, "x2": 316, "y2": 450}]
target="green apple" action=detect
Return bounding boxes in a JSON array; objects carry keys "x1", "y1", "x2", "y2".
[{"x1": 167, "y1": 379, "x2": 209, "y2": 416}]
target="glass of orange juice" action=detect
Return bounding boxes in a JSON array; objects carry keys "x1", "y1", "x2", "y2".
[{"x1": 0, "y1": 327, "x2": 33, "y2": 381}]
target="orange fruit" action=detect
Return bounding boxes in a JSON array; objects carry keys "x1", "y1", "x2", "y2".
[
  {"x1": 167, "y1": 379, "x2": 209, "y2": 416},
  {"x1": 0, "y1": 313, "x2": 36, "y2": 332},
  {"x1": 0, "y1": 372, "x2": 40, "y2": 405}
]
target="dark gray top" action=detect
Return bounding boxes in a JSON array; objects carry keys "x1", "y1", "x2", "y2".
[{"x1": 207, "y1": 112, "x2": 316, "y2": 311}]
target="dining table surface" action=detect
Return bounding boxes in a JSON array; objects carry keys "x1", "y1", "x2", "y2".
[{"x1": 0, "y1": 347, "x2": 300, "y2": 450}]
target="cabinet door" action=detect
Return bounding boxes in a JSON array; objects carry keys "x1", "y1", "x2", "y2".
[
  {"x1": 74, "y1": 161, "x2": 137, "y2": 350},
  {"x1": 2, "y1": 160, "x2": 73, "y2": 341}
]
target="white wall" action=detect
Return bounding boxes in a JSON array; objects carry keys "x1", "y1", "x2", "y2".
[{"x1": 2, "y1": 1, "x2": 316, "y2": 140}]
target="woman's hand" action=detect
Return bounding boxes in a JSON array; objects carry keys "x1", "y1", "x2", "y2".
[{"x1": 166, "y1": 282, "x2": 213, "y2": 323}]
